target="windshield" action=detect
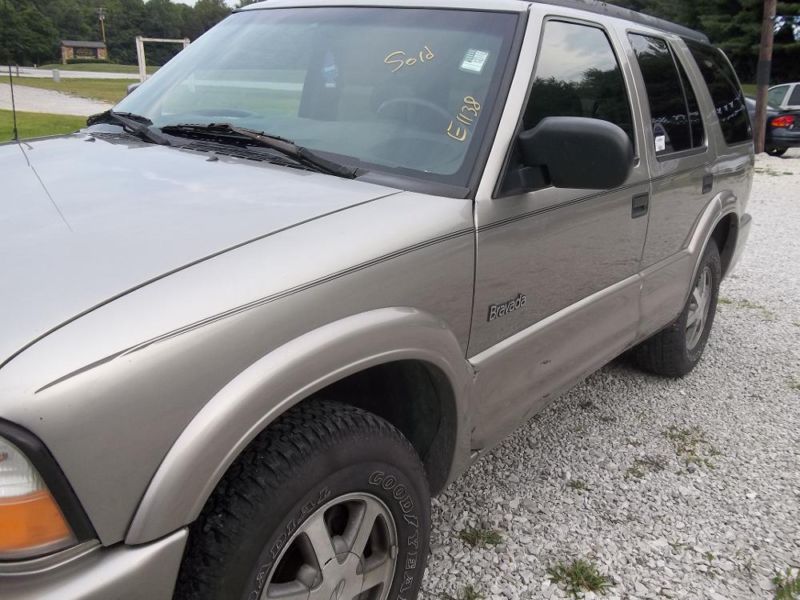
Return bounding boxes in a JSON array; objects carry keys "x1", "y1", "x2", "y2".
[{"x1": 115, "y1": 7, "x2": 519, "y2": 187}]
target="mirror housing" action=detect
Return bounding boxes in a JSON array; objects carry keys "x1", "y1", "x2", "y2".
[
  {"x1": 516, "y1": 117, "x2": 634, "y2": 190},
  {"x1": 126, "y1": 83, "x2": 141, "y2": 96}
]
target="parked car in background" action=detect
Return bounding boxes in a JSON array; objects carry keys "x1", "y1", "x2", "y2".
[
  {"x1": 745, "y1": 96, "x2": 800, "y2": 156},
  {"x1": 767, "y1": 82, "x2": 800, "y2": 111},
  {"x1": 2, "y1": 1, "x2": 753, "y2": 599}
]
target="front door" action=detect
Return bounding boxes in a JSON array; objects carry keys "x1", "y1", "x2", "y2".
[{"x1": 469, "y1": 16, "x2": 650, "y2": 449}]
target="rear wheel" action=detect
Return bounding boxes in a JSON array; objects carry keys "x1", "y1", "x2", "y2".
[
  {"x1": 174, "y1": 401, "x2": 430, "y2": 600},
  {"x1": 767, "y1": 147, "x2": 788, "y2": 157},
  {"x1": 632, "y1": 241, "x2": 721, "y2": 377}
]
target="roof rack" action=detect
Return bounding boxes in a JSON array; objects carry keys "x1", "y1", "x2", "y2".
[{"x1": 531, "y1": 0, "x2": 710, "y2": 44}]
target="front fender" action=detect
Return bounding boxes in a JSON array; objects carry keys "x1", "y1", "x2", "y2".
[{"x1": 126, "y1": 308, "x2": 473, "y2": 545}]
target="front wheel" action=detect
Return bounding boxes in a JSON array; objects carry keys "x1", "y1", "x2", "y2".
[
  {"x1": 175, "y1": 401, "x2": 431, "y2": 600},
  {"x1": 632, "y1": 241, "x2": 721, "y2": 377}
]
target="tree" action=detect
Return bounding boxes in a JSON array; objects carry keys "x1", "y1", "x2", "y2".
[
  {"x1": 608, "y1": 0, "x2": 800, "y2": 83},
  {"x1": 186, "y1": 0, "x2": 231, "y2": 40},
  {"x1": 0, "y1": 0, "x2": 59, "y2": 65}
]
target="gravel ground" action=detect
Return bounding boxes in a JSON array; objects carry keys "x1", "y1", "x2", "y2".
[
  {"x1": 0, "y1": 83, "x2": 112, "y2": 116},
  {"x1": 422, "y1": 149, "x2": 800, "y2": 600}
]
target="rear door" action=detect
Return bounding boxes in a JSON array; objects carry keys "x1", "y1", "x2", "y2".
[{"x1": 625, "y1": 32, "x2": 714, "y2": 332}]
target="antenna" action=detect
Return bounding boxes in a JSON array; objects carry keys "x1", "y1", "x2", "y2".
[{"x1": 8, "y1": 65, "x2": 19, "y2": 141}]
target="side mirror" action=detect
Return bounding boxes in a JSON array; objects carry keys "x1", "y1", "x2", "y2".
[
  {"x1": 126, "y1": 83, "x2": 141, "y2": 96},
  {"x1": 516, "y1": 117, "x2": 634, "y2": 190}
]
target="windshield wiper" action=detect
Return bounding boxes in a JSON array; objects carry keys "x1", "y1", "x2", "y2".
[
  {"x1": 160, "y1": 123, "x2": 357, "y2": 179},
  {"x1": 87, "y1": 110, "x2": 172, "y2": 146}
]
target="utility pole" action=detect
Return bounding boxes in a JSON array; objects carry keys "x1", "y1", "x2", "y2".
[
  {"x1": 8, "y1": 65, "x2": 19, "y2": 141},
  {"x1": 754, "y1": 0, "x2": 777, "y2": 154},
  {"x1": 97, "y1": 7, "x2": 107, "y2": 44}
]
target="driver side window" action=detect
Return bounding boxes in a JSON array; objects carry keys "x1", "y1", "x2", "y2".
[{"x1": 523, "y1": 20, "x2": 634, "y2": 142}]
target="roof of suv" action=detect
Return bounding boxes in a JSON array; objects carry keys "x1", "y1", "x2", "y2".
[{"x1": 240, "y1": 0, "x2": 710, "y2": 44}]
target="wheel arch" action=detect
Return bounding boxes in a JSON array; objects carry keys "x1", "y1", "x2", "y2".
[
  {"x1": 125, "y1": 308, "x2": 473, "y2": 545},
  {"x1": 313, "y1": 358, "x2": 459, "y2": 495},
  {"x1": 711, "y1": 212, "x2": 739, "y2": 279},
  {"x1": 687, "y1": 190, "x2": 741, "y2": 299}
]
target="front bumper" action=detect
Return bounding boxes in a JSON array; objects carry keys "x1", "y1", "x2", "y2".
[
  {"x1": 0, "y1": 529, "x2": 187, "y2": 600},
  {"x1": 727, "y1": 212, "x2": 752, "y2": 276}
]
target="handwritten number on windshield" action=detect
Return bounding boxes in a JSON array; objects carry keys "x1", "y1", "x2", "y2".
[{"x1": 447, "y1": 96, "x2": 482, "y2": 142}]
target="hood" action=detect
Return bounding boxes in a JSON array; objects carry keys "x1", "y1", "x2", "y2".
[{"x1": 0, "y1": 133, "x2": 397, "y2": 366}]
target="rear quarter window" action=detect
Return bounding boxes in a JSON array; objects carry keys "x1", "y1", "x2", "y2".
[
  {"x1": 768, "y1": 85, "x2": 789, "y2": 107},
  {"x1": 686, "y1": 41, "x2": 752, "y2": 146},
  {"x1": 789, "y1": 85, "x2": 800, "y2": 106}
]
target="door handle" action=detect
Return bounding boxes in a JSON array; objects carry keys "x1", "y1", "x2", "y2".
[
  {"x1": 702, "y1": 174, "x2": 714, "y2": 194},
  {"x1": 631, "y1": 193, "x2": 649, "y2": 218}
]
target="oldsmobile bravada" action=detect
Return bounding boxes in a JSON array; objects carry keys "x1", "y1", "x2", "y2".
[{"x1": 1, "y1": 1, "x2": 753, "y2": 598}]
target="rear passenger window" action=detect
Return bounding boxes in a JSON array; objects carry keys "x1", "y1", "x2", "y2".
[
  {"x1": 629, "y1": 34, "x2": 704, "y2": 156},
  {"x1": 524, "y1": 20, "x2": 634, "y2": 142},
  {"x1": 677, "y1": 57, "x2": 705, "y2": 148},
  {"x1": 686, "y1": 41, "x2": 752, "y2": 145}
]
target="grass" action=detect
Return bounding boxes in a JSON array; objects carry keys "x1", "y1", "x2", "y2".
[
  {"x1": 547, "y1": 559, "x2": 613, "y2": 599},
  {"x1": 459, "y1": 526, "x2": 503, "y2": 548},
  {"x1": 441, "y1": 585, "x2": 483, "y2": 600},
  {"x1": 721, "y1": 297, "x2": 778, "y2": 321},
  {"x1": 39, "y1": 63, "x2": 159, "y2": 74},
  {"x1": 742, "y1": 83, "x2": 757, "y2": 97},
  {"x1": 756, "y1": 166, "x2": 794, "y2": 177},
  {"x1": 737, "y1": 299, "x2": 765, "y2": 310},
  {"x1": 625, "y1": 464, "x2": 646, "y2": 479},
  {"x1": 567, "y1": 479, "x2": 591, "y2": 491},
  {"x1": 774, "y1": 568, "x2": 800, "y2": 600},
  {"x1": 0, "y1": 109, "x2": 85, "y2": 142},
  {"x1": 625, "y1": 455, "x2": 669, "y2": 479},
  {"x1": 663, "y1": 426, "x2": 720, "y2": 469},
  {"x1": 10, "y1": 76, "x2": 134, "y2": 104}
]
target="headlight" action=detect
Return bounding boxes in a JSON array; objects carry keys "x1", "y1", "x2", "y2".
[{"x1": 0, "y1": 435, "x2": 75, "y2": 559}]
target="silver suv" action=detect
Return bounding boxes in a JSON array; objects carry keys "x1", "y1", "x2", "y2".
[{"x1": 1, "y1": 1, "x2": 753, "y2": 598}]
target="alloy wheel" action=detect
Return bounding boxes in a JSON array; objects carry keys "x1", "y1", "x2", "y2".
[
  {"x1": 686, "y1": 265, "x2": 713, "y2": 350},
  {"x1": 260, "y1": 493, "x2": 398, "y2": 600}
]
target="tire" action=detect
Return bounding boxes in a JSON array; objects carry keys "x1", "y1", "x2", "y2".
[
  {"x1": 174, "y1": 401, "x2": 430, "y2": 600},
  {"x1": 632, "y1": 241, "x2": 721, "y2": 377},
  {"x1": 767, "y1": 147, "x2": 788, "y2": 157}
]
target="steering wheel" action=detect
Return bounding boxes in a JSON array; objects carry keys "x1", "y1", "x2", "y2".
[{"x1": 376, "y1": 98, "x2": 453, "y2": 127}]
